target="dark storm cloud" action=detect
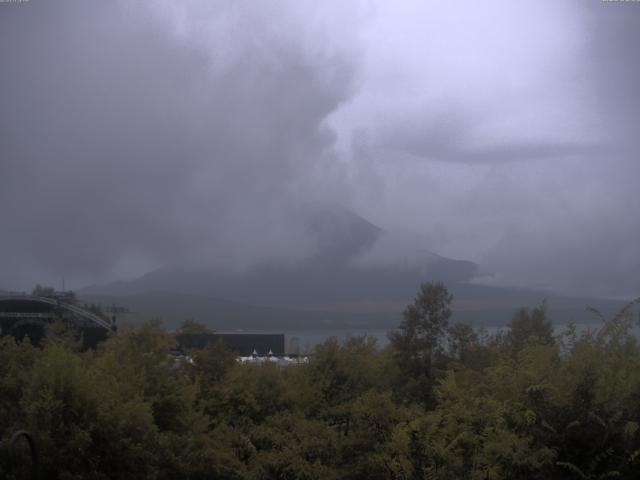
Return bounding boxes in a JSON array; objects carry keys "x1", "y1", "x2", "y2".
[{"x1": 0, "y1": 0, "x2": 357, "y2": 288}]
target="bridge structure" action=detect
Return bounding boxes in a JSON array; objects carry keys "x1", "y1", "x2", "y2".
[{"x1": 0, "y1": 293, "x2": 116, "y2": 346}]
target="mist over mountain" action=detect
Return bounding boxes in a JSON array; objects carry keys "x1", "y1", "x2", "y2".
[
  {"x1": 2, "y1": 0, "x2": 639, "y2": 305},
  {"x1": 81, "y1": 207, "x2": 626, "y2": 330},
  {"x1": 83, "y1": 207, "x2": 477, "y2": 303}
]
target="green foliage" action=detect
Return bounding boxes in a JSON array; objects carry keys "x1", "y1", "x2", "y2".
[
  {"x1": 391, "y1": 282, "x2": 453, "y2": 358},
  {"x1": 506, "y1": 302, "x2": 555, "y2": 352},
  {"x1": 303, "y1": 335, "x2": 383, "y2": 409},
  {"x1": 1, "y1": 291, "x2": 639, "y2": 479},
  {"x1": 447, "y1": 322, "x2": 480, "y2": 366},
  {"x1": 178, "y1": 318, "x2": 213, "y2": 334},
  {"x1": 389, "y1": 282, "x2": 453, "y2": 405}
]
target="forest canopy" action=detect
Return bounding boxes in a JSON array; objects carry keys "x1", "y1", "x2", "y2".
[{"x1": 1, "y1": 283, "x2": 639, "y2": 479}]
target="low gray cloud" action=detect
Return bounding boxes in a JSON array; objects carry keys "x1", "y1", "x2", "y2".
[
  {"x1": 342, "y1": 0, "x2": 640, "y2": 298},
  {"x1": 378, "y1": 107, "x2": 602, "y2": 164},
  {"x1": 0, "y1": 0, "x2": 358, "y2": 289}
]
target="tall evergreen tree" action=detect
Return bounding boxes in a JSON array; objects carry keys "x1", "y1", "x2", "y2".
[{"x1": 389, "y1": 282, "x2": 452, "y2": 405}]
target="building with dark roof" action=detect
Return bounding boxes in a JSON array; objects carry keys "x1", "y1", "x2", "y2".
[{"x1": 176, "y1": 332, "x2": 299, "y2": 356}]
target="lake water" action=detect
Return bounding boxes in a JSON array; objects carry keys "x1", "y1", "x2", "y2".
[{"x1": 285, "y1": 322, "x2": 640, "y2": 353}]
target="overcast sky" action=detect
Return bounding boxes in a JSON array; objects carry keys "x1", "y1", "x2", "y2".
[{"x1": 1, "y1": 0, "x2": 638, "y2": 298}]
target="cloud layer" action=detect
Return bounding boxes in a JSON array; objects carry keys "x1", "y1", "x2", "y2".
[
  {"x1": 338, "y1": 0, "x2": 640, "y2": 298},
  {"x1": 0, "y1": 0, "x2": 360, "y2": 288},
  {"x1": 1, "y1": 0, "x2": 639, "y2": 298}
]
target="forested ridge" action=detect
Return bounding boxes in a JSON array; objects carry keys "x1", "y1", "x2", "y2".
[{"x1": 1, "y1": 283, "x2": 639, "y2": 479}]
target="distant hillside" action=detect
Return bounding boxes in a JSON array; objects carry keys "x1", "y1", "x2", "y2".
[
  {"x1": 79, "y1": 286, "x2": 629, "y2": 333},
  {"x1": 82, "y1": 207, "x2": 478, "y2": 305},
  {"x1": 82, "y1": 257, "x2": 476, "y2": 306},
  {"x1": 80, "y1": 207, "x2": 629, "y2": 330},
  {"x1": 79, "y1": 291, "x2": 398, "y2": 331}
]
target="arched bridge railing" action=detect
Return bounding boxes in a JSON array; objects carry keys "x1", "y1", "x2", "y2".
[{"x1": 0, "y1": 295, "x2": 115, "y2": 332}]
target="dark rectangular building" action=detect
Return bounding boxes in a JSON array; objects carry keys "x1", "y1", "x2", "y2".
[{"x1": 177, "y1": 333, "x2": 286, "y2": 356}]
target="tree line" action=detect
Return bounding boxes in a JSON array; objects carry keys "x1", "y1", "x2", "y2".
[{"x1": 1, "y1": 282, "x2": 639, "y2": 479}]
